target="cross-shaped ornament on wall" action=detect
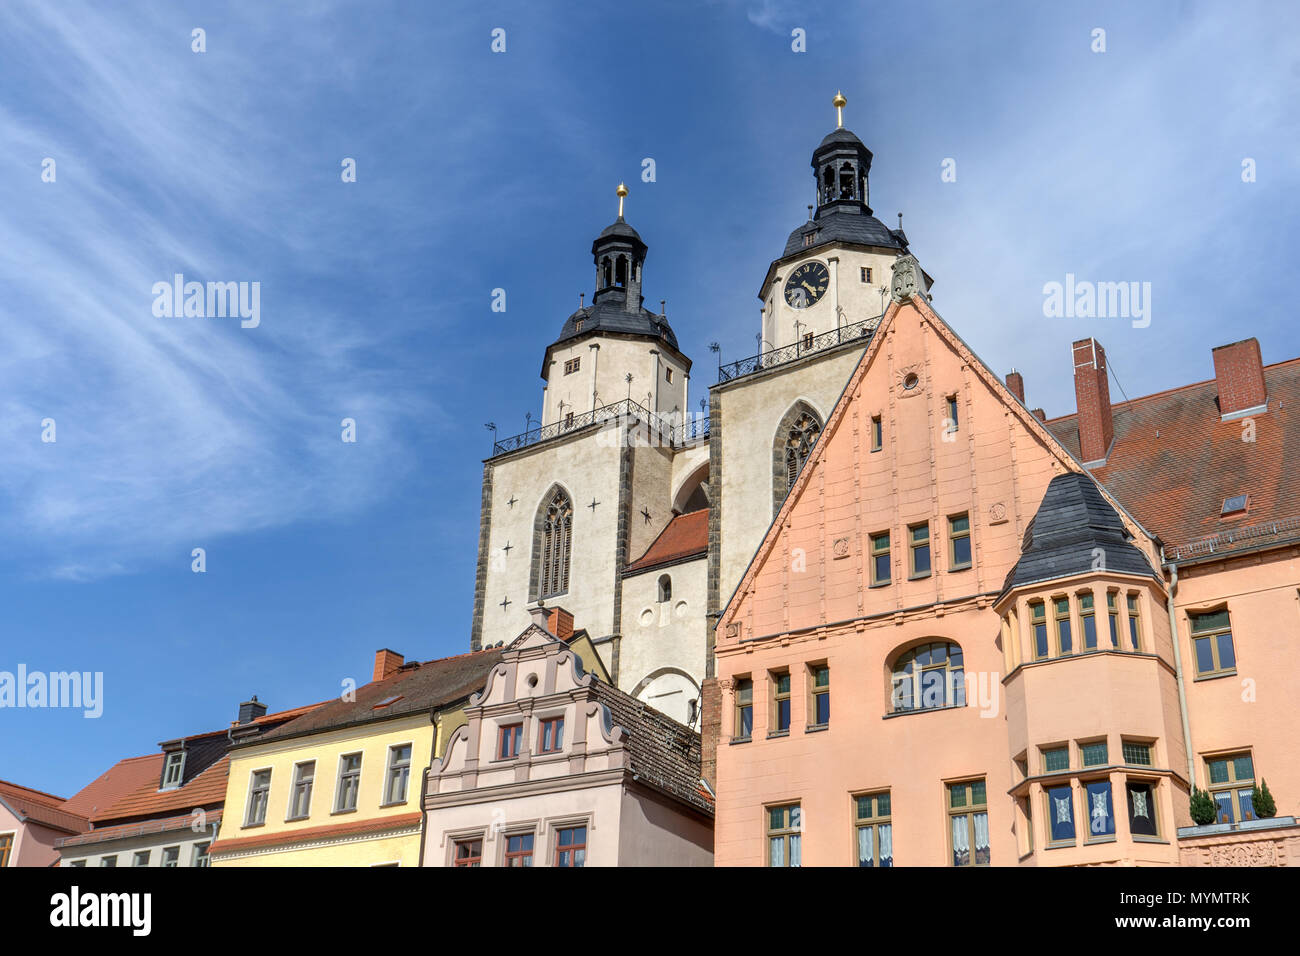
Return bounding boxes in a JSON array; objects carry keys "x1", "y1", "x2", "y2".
[
  {"x1": 502, "y1": 541, "x2": 512, "y2": 555},
  {"x1": 588, "y1": 498, "x2": 600, "y2": 511},
  {"x1": 641, "y1": 506, "x2": 652, "y2": 524},
  {"x1": 507, "y1": 495, "x2": 518, "y2": 509},
  {"x1": 499, "y1": 596, "x2": 511, "y2": 610}
]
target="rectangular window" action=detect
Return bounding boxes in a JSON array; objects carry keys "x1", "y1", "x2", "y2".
[
  {"x1": 771, "y1": 671, "x2": 791, "y2": 734},
  {"x1": 1081, "y1": 741, "x2": 1109, "y2": 767},
  {"x1": 1107, "y1": 592, "x2": 1120, "y2": 647},
  {"x1": 563, "y1": 356, "x2": 580, "y2": 375},
  {"x1": 948, "y1": 780, "x2": 989, "y2": 866},
  {"x1": 948, "y1": 513, "x2": 971, "y2": 569},
  {"x1": 945, "y1": 394, "x2": 959, "y2": 431},
  {"x1": 1206, "y1": 753, "x2": 1255, "y2": 824},
  {"x1": 504, "y1": 833, "x2": 534, "y2": 867},
  {"x1": 573, "y1": 319, "x2": 584, "y2": 333},
  {"x1": 909, "y1": 523, "x2": 931, "y2": 577},
  {"x1": 1127, "y1": 782, "x2": 1159, "y2": 836},
  {"x1": 288, "y1": 761, "x2": 315, "y2": 819},
  {"x1": 131, "y1": 850, "x2": 150, "y2": 867},
  {"x1": 860, "y1": 266, "x2": 872, "y2": 283},
  {"x1": 162, "y1": 750, "x2": 185, "y2": 789},
  {"x1": 1122, "y1": 741, "x2": 1153, "y2": 766},
  {"x1": 498, "y1": 723, "x2": 523, "y2": 760},
  {"x1": 870, "y1": 415, "x2": 882, "y2": 452},
  {"x1": 100, "y1": 856, "x2": 117, "y2": 867},
  {"x1": 161, "y1": 846, "x2": 180, "y2": 868},
  {"x1": 854, "y1": 792, "x2": 892, "y2": 867},
  {"x1": 767, "y1": 804, "x2": 801, "y2": 867},
  {"x1": 871, "y1": 532, "x2": 891, "y2": 585},
  {"x1": 1054, "y1": 596, "x2": 1073, "y2": 655},
  {"x1": 804, "y1": 233, "x2": 815, "y2": 247},
  {"x1": 555, "y1": 826, "x2": 587, "y2": 868},
  {"x1": 1084, "y1": 781, "x2": 1116, "y2": 841},
  {"x1": 335, "y1": 753, "x2": 362, "y2": 813},
  {"x1": 1077, "y1": 592, "x2": 1097, "y2": 650},
  {"x1": 665, "y1": 366, "x2": 674, "y2": 383},
  {"x1": 1030, "y1": 601, "x2": 1048, "y2": 660},
  {"x1": 384, "y1": 745, "x2": 412, "y2": 805},
  {"x1": 454, "y1": 839, "x2": 482, "y2": 867},
  {"x1": 1126, "y1": 593, "x2": 1142, "y2": 650},
  {"x1": 801, "y1": 331, "x2": 814, "y2": 350},
  {"x1": 809, "y1": 665, "x2": 830, "y2": 727},
  {"x1": 192, "y1": 842, "x2": 210, "y2": 868},
  {"x1": 246, "y1": 769, "x2": 271, "y2": 826},
  {"x1": 68, "y1": 860, "x2": 86, "y2": 867},
  {"x1": 1191, "y1": 609, "x2": 1236, "y2": 678},
  {"x1": 1042, "y1": 746, "x2": 1069, "y2": 773},
  {"x1": 1046, "y1": 784, "x2": 1076, "y2": 845},
  {"x1": 538, "y1": 716, "x2": 565, "y2": 754},
  {"x1": 0, "y1": 834, "x2": 11, "y2": 868},
  {"x1": 733, "y1": 679, "x2": 754, "y2": 740}
]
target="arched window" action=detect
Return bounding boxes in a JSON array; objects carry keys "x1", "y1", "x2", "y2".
[
  {"x1": 615, "y1": 255, "x2": 628, "y2": 287},
  {"x1": 839, "y1": 161, "x2": 856, "y2": 199},
  {"x1": 602, "y1": 257, "x2": 612, "y2": 288},
  {"x1": 784, "y1": 412, "x2": 822, "y2": 491},
  {"x1": 536, "y1": 488, "x2": 573, "y2": 598},
  {"x1": 657, "y1": 574, "x2": 672, "y2": 603},
  {"x1": 891, "y1": 641, "x2": 965, "y2": 713},
  {"x1": 822, "y1": 165, "x2": 834, "y2": 203}
]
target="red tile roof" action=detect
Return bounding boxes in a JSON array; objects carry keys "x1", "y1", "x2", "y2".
[
  {"x1": 1044, "y1": 357, "x2": 1300, "y2": 559},
  {"x1": 61, "y1": 755, "x2": 162, "y2": 824},
  {"x1": 0, "y1": 780, "x2": 87, "y2": 834},
  {"x1": 208, "y1": 811, "x2": 422, "y2": 856},
  {"x1": 623, "y1": 509, "x2": 709, "y2": 574},
  {"x1": 56, "y1": 810, "x2": 222, "y2": 849},
  {"x1": 92, "y1": 756, "x2": 231, "y2": 823}
]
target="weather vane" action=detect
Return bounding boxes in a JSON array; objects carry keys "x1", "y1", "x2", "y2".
[{"x1": 833, "y1": 90, "x2": 846, "y2": 128}]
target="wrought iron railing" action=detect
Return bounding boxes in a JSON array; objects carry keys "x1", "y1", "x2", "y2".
[
  {"x1": 491, "y1": 399, "x2": 709, "y2": 457},
  {"x1": 1166, "y1": 515, "x2": 1300, "y2": 562},
  {"x1": 717, "y1": 314, "x2": 882, "y2": 383}
]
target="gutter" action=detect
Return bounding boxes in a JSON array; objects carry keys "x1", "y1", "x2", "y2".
[{"x1": 1161, "y1": 547, "x2": 1197, "y2": 788}]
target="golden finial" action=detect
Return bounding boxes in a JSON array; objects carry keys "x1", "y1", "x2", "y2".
[
  {"x1": 833, "y1": 90, "x2": 847, "y2": 128},
  {"x1": 616, "y1": 181, "x2": 628, "y2": 218}
]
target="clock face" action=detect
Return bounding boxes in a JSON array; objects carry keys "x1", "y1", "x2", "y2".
[{"x1": 783, "y1": 261, "x2": 830, "y2": 309}]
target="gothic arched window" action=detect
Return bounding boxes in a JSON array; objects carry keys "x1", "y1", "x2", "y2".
[
  {"x1": 602, "y1": 257, "x2": 612, "y2": 288},
  {"x1": 537, "y1": 488, "x2": 573, "y2": 598},
  {"x1": 773, "y1": 402, "x2": 823, "y2": 515}
]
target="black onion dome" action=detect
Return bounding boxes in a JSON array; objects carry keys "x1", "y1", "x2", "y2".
[{"x1": 552, "y1": 296, "x2": 679, "y2": 352}]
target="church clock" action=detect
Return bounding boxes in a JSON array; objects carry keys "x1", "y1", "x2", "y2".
[{"x1": 783, "y1": 261, "x2": 829, "y2": 309}]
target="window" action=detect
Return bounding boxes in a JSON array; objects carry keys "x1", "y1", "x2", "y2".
[
  {"x1": 288, "y1": 762, "x2": 315, "y2": 819},
  {"x1": 870, "y1": 532, "x2": 891, "y2": 585},
  {"x1": 454, "y1": 839, "x2": 482, "y2": 867},
  {"x1": 665, "y1": 366, "x2": 674, "y2": 383},
  {"x1": 909, "y1": 523, "x2": 931, "y2": 577},
  {"x1": 803, "y1": 232, "x2": 815, "y2": 247},
  {"x1": 563, "y1": 356, "x2": 580, "y2": 375},
  {"x1": 245, "y1": 769, "x2": 271, "y2": 826},
  {"x1": 538, "y1": 488, "x2": 574, "y2": 598},
  {"x1": 1084, "y1": 781, "x2": 1116, "y2": 841},
  {"x1": 891, "y1": 641, "x2": 964, "y2": 713},
  {"x1": 1126, "y1": 593, "x2": 1142, "y2": 650},
  {"x1": 555, "y1": 826, "x2": 587, "y2": 867},
  {"x1": 132, "y1": 850, "x2": 150, "y2": 867},
  {"x1": 68, "y1": 860, "x2": 86, "y2": 867},
  {"x1": 1042, "y1": 746, "x2": 1069, "y2": 773},
  {"x1": 498, "y1": 723, "x2": 523, "y2": 760},
  {"x1": 734, "y1": 679, "x2": 753, "y2": 740},
  {"x1": 767, "y1": 804, "x2": 801, "y2": 867},
  {"x1": 1081, "y1": 741, "x2": 1109, "y2": 767},
  {"x1": 1030, "y1": 601, "x2": 1048, "y2": 659},
  {"x1": 503, "y1": 834, "x2": 533, "y2": 867},
  {"x1": 854, "y1": 792, "x2": 892, "y2": 867},
  {"x1": 385, "y1": 745, "x2": 412, "y2": 804},
  {"x1": 945, "y1": 394, "x2": 959, "y2": 432},
  {"x1": 1206, "y1": 753, "x2": 1256, "y2": 824},
  {"x1": 0, "y1": 834, "x2": 11, "y2": 868},
  {"x1": 335, "y1": 753, "x2": 362, "y2": 812},
  {"x1": 809, "y1": 665, "x2": 830, "y2": 727},
  {"x1": 657, "y1": 574, "x2": 672, "y2": 602},
  {"x1": 1054, "y1": 596, "x2": 1073, "y2": 655},
  {"x1": 564, "y1": 411, "x2": 574, "y2": 427},
  {"x1": 948, "y1": 781, "x2": 989, "y2": 866},
  {"x1": 784, "y1": 411, "x2": 822, "y2": 492},
  {"x1": 192, "y1": 843, "x2": 210, "y2": 868},
  {"x1": 538, "y1": 716, "x2": 564, "y2": 754},
  {"x1": 1126, "y1": 782, "x2": 1159, "y2": 836},
  {"x1": 860, "y1": 266, "x2": 872, "y2": 283},
  {"x1": 1221, "y1": 494, "x2": 1248, "y2": 515},
  {"x1": 100, "y1": 855, "x2": 118, "y2": 867},
  {"x1": 1046, "y1": 784, "x2": 1076, "y2": 845},
  {"x1": 1079, "y1": 592, "x2": 1098, "y2": 650},
  {"x1": 770, "y1": 672, "x2": 792, "y2": 734},
  {"x1": 1122, "y1": 741, "x2": 1153, "y2": 766},
  {"x1": 161, "y1": 846, "x2": 180, "y2": 868},
  {"x1": 1191, "y1": 609, "x2": 1236, "y2": 678},
  {"x1": 948, "y1": 513, "x2": 971, "y2": 569},
  {"x1": 573, "y1": 319, "x2": 584, "y2": 333},
  {"x1": 1107, "y1": 592, "x2": 1120, "y2": 647},
  {"x1": 801, "y1": 331, "x2": 814, "y2": 350},
  {"x1": 870, "y1": 415, "x2": 882, "y2": 452},
  {"x1": 161, "y1": 750, "x2": 185, "y2": 790}
]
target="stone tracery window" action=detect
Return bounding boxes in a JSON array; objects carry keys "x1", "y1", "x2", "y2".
[
  {"x1": 538, "y1": 488, "x2": 573, "y2": 598},
  {"x1": 784, "y1": 412, "x2": 822, "y2": 491}
]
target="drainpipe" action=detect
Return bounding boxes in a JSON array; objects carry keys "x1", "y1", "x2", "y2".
[{"x1": 1161, "y1": 547, "x2": 1196, "y2": 788}]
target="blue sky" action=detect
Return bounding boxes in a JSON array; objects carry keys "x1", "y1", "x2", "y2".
[{"x1": 2, "y1": 0, "x2": 1297, "y2": 796}]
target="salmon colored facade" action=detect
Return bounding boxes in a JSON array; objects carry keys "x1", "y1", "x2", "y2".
[{"x1": 710, "y1": 270, "x2": 1300, "y2": 867}]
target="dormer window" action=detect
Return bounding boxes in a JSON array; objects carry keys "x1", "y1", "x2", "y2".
[
  {"x1": 803, "y1": 232, "x2": 816, "y2": 247},
  {"x1": 573, "y1": 319, "x2": 584, "y2": 333},
  {"x1": 1221, "y1": 494, "x2": 1248, "y2": 516},
  {"x1": 161, "y1": 751, "x2": 185, "y2": 790}
]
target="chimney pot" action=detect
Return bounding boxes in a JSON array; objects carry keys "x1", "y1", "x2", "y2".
[
  {"x1": 372, "y1": 649, "x2": 404, "y2": 683},
  {"x1": 1072, "y1": 338, "x2": 1114, "y2": 464},
  {"x1": 1212, "y1": 338, "x2": 1267, "y2": 420}
]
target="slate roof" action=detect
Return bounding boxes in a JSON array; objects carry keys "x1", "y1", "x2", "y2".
[
  {"x1": 783, "y1": 207, "x2": 907, "y2": 259},
  {"x1": 549, "y1": 295, "x2": 681, "y2": 356},
  {"x1": 1002, "y1": 472, "x2": 1159, "y2": 597},
  {"x1": 1043, "y1": 357, "x2": 1300, "y2": 558},
  {"x1": 815, "y1": 127, "x2": 873, "y2": 153},
  {"x1": 589, "y1": 679, "x2": 712, "y2": 814},
  {"x1": 0, "y1": 780, "x2": 87, "y2": 834},
  {"x1": 245, "y1": 649, "x2": 503, "y2": 748},
  {"x1": 623, "y1": 509, "x2": 708, "y2": 574}
]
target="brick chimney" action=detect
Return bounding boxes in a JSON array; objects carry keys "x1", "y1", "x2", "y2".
[
  {"x1": 237, "y1": 696, "x2": 267, "y2": 725},
  {"x1": 547, "y1": 607, "x2": 575, "y2": 640},
  {"x1": 1212, "y1": 338, "x2": 1267, "y2": 420},
  {"x1": 1072, "y1": 338, "x2": 1114, "y2": 464},
  {"x1": 700, "y1": 677, "x2": 721, "y2": 790},
  {"x1": 372, "y1": 649, "x2": 404, "y2": 682},
  {"x1": 1031, "y1": 408, "x2": 1046, "y2": 422},
  {"x1": 1005, "y1": 370, "x2": 1025, "y2": 404}
]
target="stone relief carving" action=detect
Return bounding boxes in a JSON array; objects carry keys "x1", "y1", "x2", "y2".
[{"x1": 890, "y1": 253, "x2": 922, "y2": 304}]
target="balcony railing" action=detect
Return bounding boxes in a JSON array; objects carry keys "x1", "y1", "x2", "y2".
[
  {"x1": 1166, "y1": 514, "x2": 1300, "y2": 562},
  {"x1": 717, "y1": 314, "x2": 882, "y2": 384},
  {"x1": 491, "y1": 399, "x2": 709, "y2": 457}
]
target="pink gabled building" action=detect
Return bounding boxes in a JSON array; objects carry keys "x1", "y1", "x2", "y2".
[{"x1": 707, "y1": 267, "x2": 1300, "y2": 867}]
